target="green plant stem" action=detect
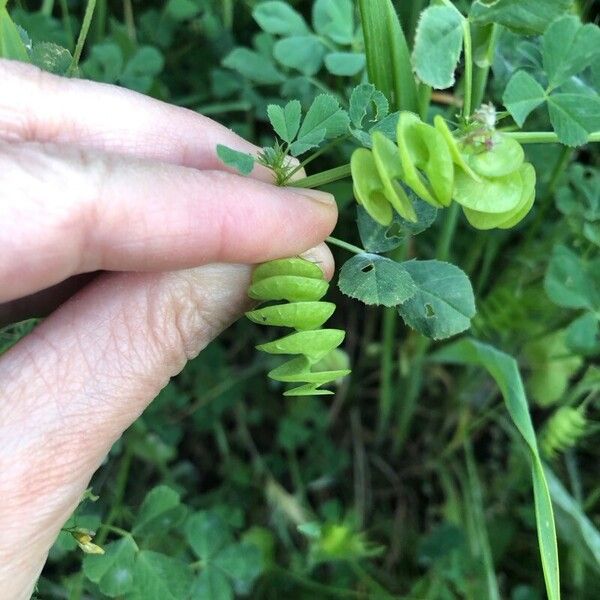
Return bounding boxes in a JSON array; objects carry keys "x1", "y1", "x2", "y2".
[
  {"x1": 284, "y1": 136, "x2": 350, "y2": 184},
  {"x1": 461, "y1": 19, "x2": 473, "y2": 119},
  {"x1": 393, "y1": 335, "x2": 429, "y2": 456},
  {"x1": 69, "y1": 447, "x2": 132, "y2": 600},
  {"x1": 506, "y1": 131, "x2": 600, "y2": 144},
  {"x1": 393, "y1": 194, "x2": 462, "y2": 456},
  {"x1": 464, "y1": 441, "x2": 501, "y2": 600},
  {"x1": 68, "y1": 0, "x2": 97, "y2": 74},
  {"x1": 377, "y1": 306, "x2": 398, "y2": 443},
  {"x1": 271, "y1": 565, "x2": 369, "y2": 599},
  {"x1": 58, "y1": 0, "x2": 74, "y2": 50},
  {"x1": 325, "y1": 236, "x2": 365, "y2": 255},
  {"x1": 350, "y1": 562, "x2": 396, "y2": 599},
  {"x1": 41, "y1": 0, "x2": 55, "y2": 16},
  {"x1": 471, "y1": 25, "x2": 499, "y2": 109},
  {"x1": 291, "y1": 163, "x2": 352, "y2": 189},
  {"x1": 436, "y1": 202, "x2": 460, "y2": 263},
  {"x1": 522, "y1": 144, "x2": 573, "y2": 247}
]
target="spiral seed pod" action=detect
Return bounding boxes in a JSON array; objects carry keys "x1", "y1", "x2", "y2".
[
  {"x1": 350, "y1": 111, "x2": 536, "y2": 230},
  {"x1": 246, "y1": 258, "x2": 350, "y2": 397},
  {"x1": 540, "y1": 406, "x2": 587, "y2": 459}
]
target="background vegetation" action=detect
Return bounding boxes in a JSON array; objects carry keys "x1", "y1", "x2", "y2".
[{"x1": 1, "y1": 0, "x2": 599, "y2": 598}]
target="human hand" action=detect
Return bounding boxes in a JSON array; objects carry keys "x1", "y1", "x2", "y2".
[{"x1": 0, "y1": 59, "x2": 337, "y2": 599}]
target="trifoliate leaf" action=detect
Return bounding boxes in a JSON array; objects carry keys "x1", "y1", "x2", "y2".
[
  {"x1": 267, "y1": 100, "x2": 302, "y2": 143},
  {"x1": 397, "y1": 260, "x2": 476, "y2": 340},
  {"x1": 544, "y1": 245, "x2": 600, "y2": 310},
  {"x1": 30, "y1": 42, "x2": 72, "y2": 74},
  {"x1": 357, "y1": 199, "x2": 437, "y2": 253},
  {"x1": 83, "y1": 537, "x2": 137, "y2": 597},
  {"x1": 503, "y1": 70, "x2": 546, "y2": 127},
  {"x1": 290, "y1": 94, "x2": 349, "y2": 155},
  {"x1": 223, "y1": 48, "x2": 284, "y2": 85},
  {"x1": 253, "y1": 1, "x2": 308, "y2": 36},
  {"x1": 543, "y1": 16, "x2": 600, "y2": 90},
  {"x1": 324, "y1": 52, "x2": 365, "y2": 76},
  {"x1": 273, "y1": 35, "x2": 325, "y2": 76},
  {"x1": 131, "y1": 552, "x2": 193, "y2": 600},
  {"x1": 566, "y1": 313, "x2": 600, "y2": 356},
  {"x1": 338, "y1": 254, "x2": 417, "y2": 307},
  {"x1": 216, "y1": 145, "x2": 255, "y2": 176},
  {"x1": 546, "y1": 93, "x2": 600, "y2": 147},
  {"x1": 312, "y1": 0, "x2": 354, "y2": 45},
  {"x1": 349, "y1": 83, "x2": 389, "y2": 129},
  {"x1": 470, "y1": 0, "x2": 574, "y2": 35},
  {"x1": 132, "y1": 485, "x2": 186, "y2": 537},
  {"x1": 412, "y1": 5, "x2": 464, "y2": 89},
  {"x1": 191, "y1": 567, "x2": 233, "y2": 600},
  {"x1": 185, "y1": 511, "x2": 234, "y2": 560}
]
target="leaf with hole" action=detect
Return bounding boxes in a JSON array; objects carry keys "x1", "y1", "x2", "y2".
[
  {"x1": 338, "y1": 254, "x2": 416, "y2": 307},
  {"x1": 397, "y1": 260, "x2": 476, "y2": 340}
]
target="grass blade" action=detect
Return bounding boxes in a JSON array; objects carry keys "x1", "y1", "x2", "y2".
[
  {"x1": 433, "y1": 339, "x2": 560, "y2": 600},
  {"x1": 358, "y1": 0, "x2": 418, "y2": 113}
]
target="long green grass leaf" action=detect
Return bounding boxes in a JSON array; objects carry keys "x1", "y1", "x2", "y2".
[
  {"x1": 0, "y1": 6, "x2": 29, "y2": 61},
  {"x1": 433, "y1": 339, "x2": 560, "y2": 600},
  {"x1": 357, "y1": 0, "x2": 418, "y2": 113}
]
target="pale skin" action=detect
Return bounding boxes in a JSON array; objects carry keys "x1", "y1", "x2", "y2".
[{"x1": 0, "y1": 59, "x2": 337, "y2": 599}]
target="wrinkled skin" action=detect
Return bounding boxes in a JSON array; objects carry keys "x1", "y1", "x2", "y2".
[{"x1": 0, "y1": 59, "x2": 337, "y2": 599}]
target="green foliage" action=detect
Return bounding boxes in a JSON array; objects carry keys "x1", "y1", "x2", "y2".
[
  {"x1": 433, "y1": 339, "x2": 560, "y2": 600},
  {"x1": 412, "y1": 5, "x2": 464, "y2": 89},
  {"x1": 216, "y1": 145, "x2": 255, "y2": 176},
  {"x1": 6, "y1": 1, "x2": 600, "y2": 598},
  {"x1": 337, "y1": 253, "x2": 416, "y2": 307},
  {"x1": 397, "y1": 260, "x2": 476, "y2": 340},
  {"x1": 0, "y1": 5, "x2": 30, "y2": 61},
  {"x1": 358, "y1": 0, "x2": 418, "y2": 112},
  {"x1": 502, "y1": 16, "x2": 600, "y2": 146},
  {"x1": 470, "y1": 0, "x2": 574, "y2": 35},
  {"x1": 545, "y1": 245, "x2": 600, "y2": 311}
]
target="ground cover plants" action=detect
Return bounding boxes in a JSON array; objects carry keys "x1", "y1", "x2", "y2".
[{"x1": 1, "y1": 0, "x2": 599, "y2": 598}]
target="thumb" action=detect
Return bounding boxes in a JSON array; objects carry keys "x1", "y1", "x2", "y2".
[
  {"x1": 0, "y1": 245, "x2": 333, "y2": 599},
  {"x1": 0, "y1": 264, "x2": 248, "y2": 598}
]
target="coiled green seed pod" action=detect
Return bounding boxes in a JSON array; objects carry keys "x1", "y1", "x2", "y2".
[
  {"x1": 540, "y1": 406, "x2": 587, "y2": 459},
  {"x1": 246, "y1": 258, "x2": 350, "y2": 396},
  {"x1": 350, "y1": 111, "x2": 536, "y2": 230}
]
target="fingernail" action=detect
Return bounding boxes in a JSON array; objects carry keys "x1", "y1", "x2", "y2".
[{"x1": 292, "y1": 188, "x2": 336, "y2": 207}]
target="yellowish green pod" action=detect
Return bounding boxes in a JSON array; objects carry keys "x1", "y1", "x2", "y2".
[
  {"x1": 371, "y1": 132, "x2": 417, "y2": 222},
  {"x1": 351, "y1": 148, "x2": 394, "y2": 225},
  {"x1": 247, "y1": 258, "x2": 350, "y2": 396}
]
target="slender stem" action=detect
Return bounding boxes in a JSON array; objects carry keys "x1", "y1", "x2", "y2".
[
  {"x1": 41, "y1": 0, "x2": 55, "y2": 16},
  {"x1": 96, "y1": 450, "x2": 132, "y2": 545},
  {"x1": 291, "y1": 163, "x2": 351, "y2": 189},
  {"x1": 326, "y1": 236, "x2": 365, "y2": 255},
  {"x1": 522, "y1": 144, "x2": 573, "y2": 247},
  {"x1": 58, "y1": 0, "x2": 74, "y2": 50},
  {"x1": 506, "y1": 131, "x2": 600, "y2": 144},
  {"x1": 377, "y1": 307, "x2": 398, "y2": 444},
  {"x1": 271, "y1": 565, "x2": 368, "y2": 599},
  {"x1": 471, "y1": 25, "x2": 499, "y2": 109},
  {"x1": 68, "y1": 0, "x2": 97, "y2": 75},
  {"x1": 436, "y1": 202, "x2": 460, "y2": 262},
  {"x1": 284, "y1": 136, "x2": 349, "y2": 184},
  {"x1": 461, "y1": 19, "x2": 473, "y2": 119}
]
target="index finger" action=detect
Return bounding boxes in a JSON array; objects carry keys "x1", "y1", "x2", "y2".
[{"x1": 0, "y1": 59, "x2": 274, "y2": 179}]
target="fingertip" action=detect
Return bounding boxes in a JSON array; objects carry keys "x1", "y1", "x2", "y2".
[{"x1": 300, "y1": 243, "x2": 335, "y2": 281}]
